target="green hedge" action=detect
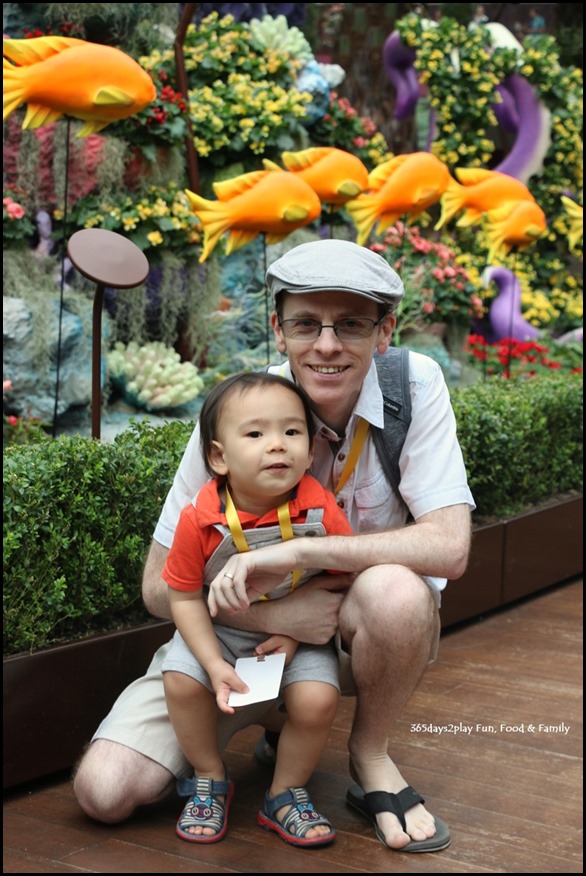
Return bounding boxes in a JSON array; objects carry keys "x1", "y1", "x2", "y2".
[
  {"x1": 451, "y1": 373, "x2": 583, "y2": 517},
  {"x1": 3, "y1": 419, "x2": 194, "y2": 655},
  {"x1": 3, "y1": 374, "x2": 583, "y2": 655}
]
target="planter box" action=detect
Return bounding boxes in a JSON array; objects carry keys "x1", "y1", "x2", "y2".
[
  {"x1": 441, "y1": 520, "x2": 504, "y2": 628},
  {"x1": 3, "y1": 495, "x2": 582, "y2": 790},
  {"x1": 502, "y1": 494, "x2": 583, "y2": 602},
  {"x1": 442, "y1": 493, "x2": 583, "y2": 629},
  {"x1": 3, "y1": 620, "x2": 174, "y2": 790}
]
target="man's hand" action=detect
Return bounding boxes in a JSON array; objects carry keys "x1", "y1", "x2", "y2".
[
  {"x1": 212, "y1": 571, "x2": 350, "y2": 645},
  {"x1": 208, "y1": 541, "x2": 302, "y2": 616}
]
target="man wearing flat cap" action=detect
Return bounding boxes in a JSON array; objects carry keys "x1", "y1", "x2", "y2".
[{"x1": 75, "y1": 238, "x2": 474, "y2": 853}]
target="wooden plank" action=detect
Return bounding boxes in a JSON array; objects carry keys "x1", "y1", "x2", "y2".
[{"x1": 3, "y1": 579, "x2": 583, "y2": 875}]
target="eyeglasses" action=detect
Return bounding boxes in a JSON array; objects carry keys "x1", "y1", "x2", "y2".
[{"x1": 278, "y1": 317, "x2": 384, "y2": 341}]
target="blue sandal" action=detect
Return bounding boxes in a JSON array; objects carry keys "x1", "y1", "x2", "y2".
[
  {"x1": 175, "y1": 774, "x2": 234, "y2": 844},
  {"x1": 257, "y1": 787, "x2": 336, "y2": 848}
]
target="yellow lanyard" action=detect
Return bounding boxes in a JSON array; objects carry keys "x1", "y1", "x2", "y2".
[
  {"x1": 224, "y1": 487, "x2": 302, "y2": 595},
  {"x1": 334, "y1": 417, "x2": 370, "y2": 495},
  {"x1": 276, "y1": 364, "x2": 370, "y2": 496}
]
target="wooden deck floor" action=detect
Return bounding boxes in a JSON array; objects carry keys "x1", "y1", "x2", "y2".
[{"x1": 3, "y1": 577, "x2": 583, "y2": 874}]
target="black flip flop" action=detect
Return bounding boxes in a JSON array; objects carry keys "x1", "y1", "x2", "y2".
[{"x1": 346, "y1": 783, "x2": 451, "y2": 853}]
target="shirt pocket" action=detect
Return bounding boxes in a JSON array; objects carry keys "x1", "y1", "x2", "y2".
[{"x1": 353, "y1": 470, "x2": 395, "y2": 531}]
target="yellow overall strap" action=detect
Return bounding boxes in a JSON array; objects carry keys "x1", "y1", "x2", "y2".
[{"x1": 224, "y1": 486, "x2": 301, "y2": 596}]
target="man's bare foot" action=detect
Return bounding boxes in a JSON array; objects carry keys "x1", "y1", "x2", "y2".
[{"x1": 349, "y1": 754, "x2": 439, "y2": 849}]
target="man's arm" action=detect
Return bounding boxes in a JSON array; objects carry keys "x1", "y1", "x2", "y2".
[
  {"x1": 141, "y1": 539, "x2": 346, "y2": 645},
  {"x1": 209, "y1": 504, "x2": 472, "y2": 612},
  {"x1": 300, "y1": 504, "x2": 471, "y2": 579},
  {"x1": 142, "y1": 540, "x2": 173, "y2": 619}
]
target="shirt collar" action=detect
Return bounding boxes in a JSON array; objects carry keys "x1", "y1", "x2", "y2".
[
  {"x1": 353, "y1": 360, "x2": 385, "y2": 428},
  {"x1": 195, "y1": 474, "x2": 324, "y2": 527}
]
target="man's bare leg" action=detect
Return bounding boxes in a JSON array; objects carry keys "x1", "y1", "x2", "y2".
[
  {"x1": 340, "y1": 564, "x2": 441, "y2": 850},
  {"x1": 73, "y1": 740, "x2": 175, "y2": 823}
]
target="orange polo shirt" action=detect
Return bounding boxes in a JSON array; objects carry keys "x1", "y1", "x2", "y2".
[{"x1": 163, "y1": 474, "x2": 352, "y2": 593}]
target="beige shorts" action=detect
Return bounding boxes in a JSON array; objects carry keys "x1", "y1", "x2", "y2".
[{"x1": 93, "y1": 579, "x2": 440, "y2": 778}]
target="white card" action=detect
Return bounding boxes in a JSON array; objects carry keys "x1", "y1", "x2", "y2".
[{"x1": 228, "y1": 652, "x2": 286, "y2": 707}]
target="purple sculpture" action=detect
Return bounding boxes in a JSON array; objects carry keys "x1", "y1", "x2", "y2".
[
  {"x1": 382, "y1": 25, "x2": 551, "y2": 184},
  {"x1": 482, "y1": 266, "x2": 541, "y2": 342},
  {"x1": 382, "y1": 30, "x2": 419, "y2": 121},
  {"x1": 492, "y1": 74, "x2": 551, "y2": 183}
]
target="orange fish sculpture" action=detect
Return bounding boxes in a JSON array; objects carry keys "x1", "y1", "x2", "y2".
[
  {"x1": 435, "y1": 167, "x2": 536, "y2": 230},
  {"x1": 266, "y1": 147, "x2": 370, "y2": 207},
  {"x1": 344, "y1": 152, "x2": 451, "y2": 246},
  {"x1": 3, "y1": 36, "x2": 156, "y2": 136},
  {"x1": 185, "y1": 168, "x2": 322, "y2": 262},
  {"x1": 484, "y1": 199, "x2": 547, "y2": 263}
]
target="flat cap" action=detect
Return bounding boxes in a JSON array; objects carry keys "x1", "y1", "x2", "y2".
[{"x1": 266, "y1": 239, "x2": 404, "y2": 306}]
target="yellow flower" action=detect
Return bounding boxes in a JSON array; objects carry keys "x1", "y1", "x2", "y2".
[{"x1": 147, "y1": 231, "x2": 163, "y2": 246}]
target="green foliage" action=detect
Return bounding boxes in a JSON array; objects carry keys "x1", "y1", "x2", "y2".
[
  {"x1": 3, "y1": 419, "x2": 194, "y2": 655},
  {"x1": 451, "y1": 373, "x2": 583, "y2": 517},
  {"x1": 4, "y1": 375, "x2": 583, "y2": 655},
  {"x1": 441, "y1": 5, "x2": 475, "y2": 26},
  {"x1": 43, "y1": 3, "x2": 175, "y2": 54},
  {"x1": 3, "y1": 411, "x2": 52, "y2": 445}
]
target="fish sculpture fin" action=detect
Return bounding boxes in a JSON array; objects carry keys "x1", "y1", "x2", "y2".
[
  {"x1": 455, "y1": 167, "x2": 502, "y2": 186},
  {"x1": 483, "y1": 217, "x2": 508, "y2": 263},
  {"x1": 282, "y1": 204, "x2": 312, "y2": 222},
  {"x1": 265, "y1": 231, "x2": 293, "y2": 245},
  {"x1": 561, "y1": 195, "x2": 583, "y2": 220},
  {"x1": 2, "y1": 36, "x2": 87, "y2": 65},
  {"x1": 483, "y1": 204, "x2": 544, "y2": 263},
  {"x1": 455, "y1": 207, "x2": 485, "y2": 228},
  {"x1": 485, "y1": 236, "x2": 511, "y2": 265},
  {"x1": 262, "y1": 158, "x2": 283, "y2": 172},
  {"x1": 367, "y1": 155, "x2": 404, "y2": 192},
  {"x1": 93, "y1": 86, "x2": 136, "y2": 108},
  {"x1": 376, "y1": 212, "x2": 403, "y2": 235},
  {"x1": 345, "y1": 194, "x2": 398, "y2": 246},
  {"x1": 435, "y1": 178, "x2": 466, "y2": 229},
  {"x1": 561, "y1": 196, "x2": 583, "y2": 252},
  {"x1": 225, "y1": 229, "x2": 261, "y2": 255},
  {"x1": 21, "y1": 103, "x2": 64, "y2": 129},
  {"x1": 406, "y1": 209, "x2": 431, "y2": 226},
  {"x1": 184, "y1": 189, "x2": 232, "y2": 263},
  {"x1": 280, "y1": 147, "x2": 333, "y2": 170},
  {"x1": 344, "y1": 195, "x2": 377, "y2": 246},
  {"x1": 2, "y1": 59, "x2": 27, "y2": 121},
  {"x1": 337, "y1": 180, "x2": 363, "y2": 199},
  {"x1": 213, "y1": 170, "x2": 270, "y2": 202},
  {"x1": 76, "y1": 118, "x2": 115, "y2": 137},
  {"x1": 485, "y1": 204, "x2": 517, "y2": 224},
  {"x1": 519, "y1": 226, "x2": 543, "y2": 244},
  {"x1": 412, "y1": 185, "x2": 443, "y2": 208}
]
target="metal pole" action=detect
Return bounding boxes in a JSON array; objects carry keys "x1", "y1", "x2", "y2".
[{"x1": 92, "y1": 284, "x2": 105, "y2": 440}]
